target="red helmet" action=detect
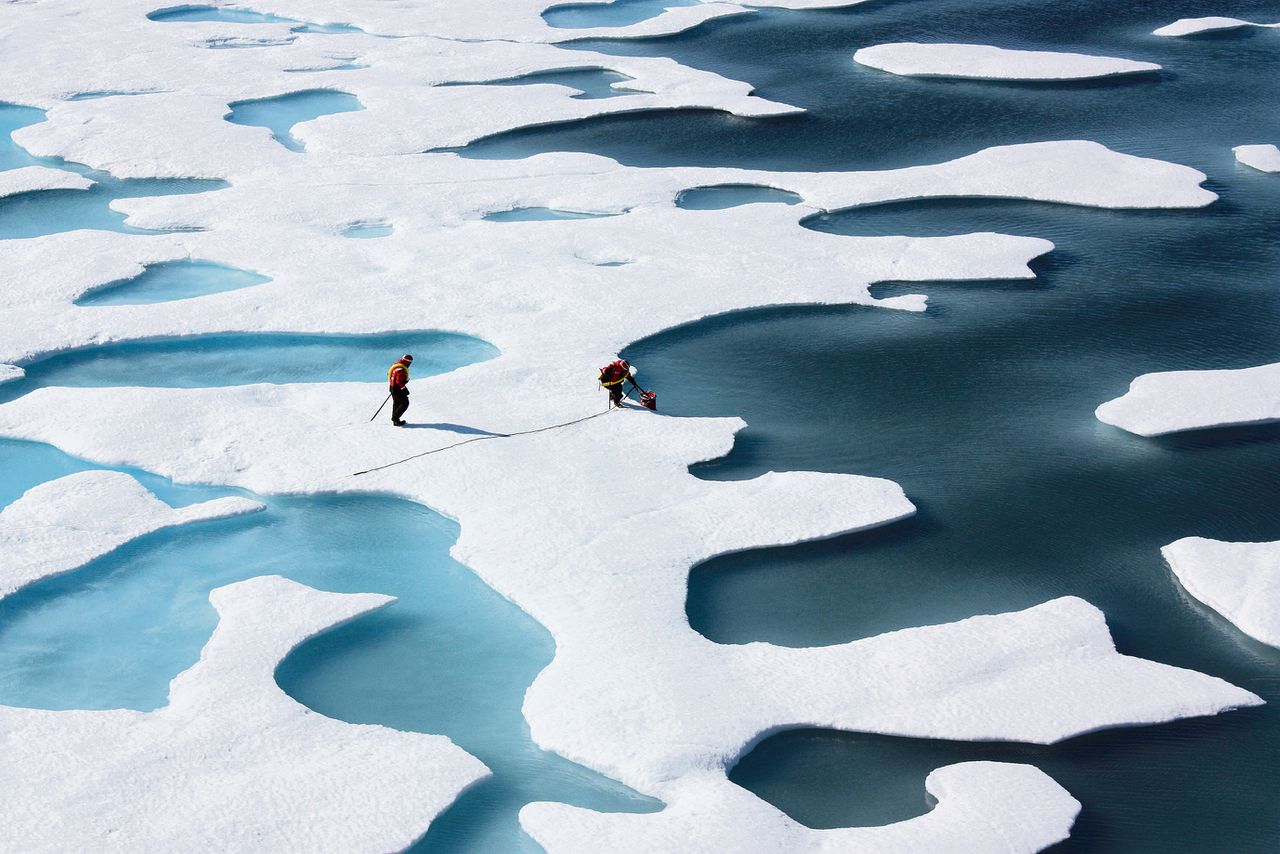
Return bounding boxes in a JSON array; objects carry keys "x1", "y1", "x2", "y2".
[
  {"x1": 619, "y1": 359, "x2": 629, "y2": 370},
  {"x1": 401, "y1": 354, "x2": 414, "y2": 363}
]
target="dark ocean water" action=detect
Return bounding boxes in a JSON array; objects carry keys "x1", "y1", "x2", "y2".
[{"x1": 601, "y1": 2, "x2": 1280, "y2": 851}]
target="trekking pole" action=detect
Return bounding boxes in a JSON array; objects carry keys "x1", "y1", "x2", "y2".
[{"x1": 369, "y1": 393, "x2": 391, "y2": 422}]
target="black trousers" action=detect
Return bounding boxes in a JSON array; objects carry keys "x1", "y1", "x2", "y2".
[{"x1": 390, "y1": 387, "x2": 410, "y2": 423}]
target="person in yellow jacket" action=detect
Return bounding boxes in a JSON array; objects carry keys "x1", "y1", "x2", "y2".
[
  {"x1": 388, "y1": 354, "x2": 413, "y2": 426},
  {"x1": 598, "y1": 358, "x2": 640, "y2": 409}
]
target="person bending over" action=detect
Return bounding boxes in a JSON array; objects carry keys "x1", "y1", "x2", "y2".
[{"x1": 598, "y1": 358, "x2": 640, "y2": 409}]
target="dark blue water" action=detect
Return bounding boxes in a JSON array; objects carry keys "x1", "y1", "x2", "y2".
[
  {"x1": 0, "y1": 331, "x2": 496, "y2": 405},
  {"x1": 225, "y1": 90, "x2": 363, "y2": 152},
  {"x1": 586, "y1": 1, "x2": 1280, "y2": 850},
  {"x1": 460, "y1": 1, "x2": 1280, "y2": 171},
  {"x1": 75, "y1": 260, "x2": 270, "y2": 305}
]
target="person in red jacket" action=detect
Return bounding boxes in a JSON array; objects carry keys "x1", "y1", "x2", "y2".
[
  {"x1": 598, "y1": 358, "x2": 640, "y2": 409},
  {"x1": 388, "y1": 354, "x2": 413, "y2": 426}
]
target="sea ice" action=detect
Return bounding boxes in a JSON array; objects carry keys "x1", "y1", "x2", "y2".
[
  {"x1": 0, "y1": 384, "x2": 1259, "y2": 825},
  {"x1": 0, "y1": 164, "x2": 92, "y2": 199},
  {"x1": 853, "y1": 43, "x2": 1160, "y2": 81},
  {"x1": 0, "y1": 575, "x2": 489, "y2": 852},
  {"x1": 1153, "y1": 16, "x2": 1280, "y2": 37},
  {"x1": 1095, "y1": 362, "x2": 1280, "y2": 436},
  {"x1": 0, "y1": 0, "x2": 1260, "y2": 847},
  {"x1": 0, "y1": 365, "x2": 21, "y2": 386},
  {"x1": 1234, "y1": 143, "x2": 1280, "y2": 173},
  {"x1": 1163, "y1": 537, "x2": 1280, "y2": 649},
  {"x1": 524, "y1": 762, "x2": 1080, "y2": 853}
]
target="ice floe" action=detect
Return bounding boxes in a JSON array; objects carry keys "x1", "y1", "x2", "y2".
[
  {"x1": 0, "y1": 164, "x2": 93, "y2": 199},
  {"x1": 1153, "y1": 17, "x2": 1280, "y2": 37},
  {"x1": 0, "y1": 141, "x2": 1217, "y2": 367},
  {"x1": 1234, "y1": 143, "x2": 1280, "y2": 173},
  {"x1": 524, "y1": 762, "x2": 1080, "y2": 853},
  {"x1": 0, "y1": 470, "x2": 260, "y2": 598},
  {"x1": 0, "y1": 365, "x2": 21, "y2": 386},
  {"x1": 1096, "y1": 362, "x2": 1280, "y2": 435},
  {"x1": 853, "y1": 43, "x2": 1160, "y2": 81},
  {"x1": 1163, "y1": 538, "x2": 1280, "y2": 649},
  {"x1": 0, "y1": 385, "x2": 1260, "y2": 813},
  {"x1": 0, "y1": 0, "x2": 1258, "y2": 846},
  {"x1": 0, "y1": 574, "x2": 489, "y2": 851}
]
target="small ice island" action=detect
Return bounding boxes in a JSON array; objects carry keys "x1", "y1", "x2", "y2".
[
  {"x1": 853, "y1": 43, "x2": 1161, "y2": 81},
  {"x1": 1234, "y1": 144, "x2": 1280, "y2": 173},
  {"x1": 1096, "y1": 363, "x2": 1280, "y2": 436},
  {"x1": 1164, "y1": 538, "x2": 1280, "y2": 650},
  {"x1": 1153, "y1": 17, "x2": 1280, "y2": 37}
]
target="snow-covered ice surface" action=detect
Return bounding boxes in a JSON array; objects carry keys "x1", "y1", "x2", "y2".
[
  {"x1": 1235, "y1": 143, "x2": 1280, "y2": 173},
  {"x1": 1153, "y1": 16, "x2": 1280, "y2": 37},
  {"x1": 0, "y1": 574, "x2": 490, "y2": 852},
  {"x1": 1096, "y1": 362, "x2": 1280, "y2": 436},
  {"x1": 0, "y1": 470, "x2": 260, "y2": 598},
  {"x1": 853, "y1": 43, "x2": 1160, "y2": 81},
  {"x1": 526, "y1": 761, "x2": 1079, "y2": 853},
  {"x1": 0, "y1": 365, "x2": 21, "y2": 386},
  {"x1": 1163, "y1": 538, "x2": 1280, "y2": 650},
  {"x1": 0, "y1": 165, "x2": 92, "y2": 200},
  {"x1": 0, "y1": 0, "x2": 1267, "y2": 849}
]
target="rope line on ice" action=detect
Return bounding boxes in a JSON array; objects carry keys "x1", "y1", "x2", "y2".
[{"x1": 351, "y1": 406, "x2": 621, "y2": 476}]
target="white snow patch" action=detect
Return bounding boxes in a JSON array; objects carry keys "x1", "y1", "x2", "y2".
[
  {"x1": 1234, "y1": 143, "x2": 1280, "y2": 173},
  {"x1": 854, "y1": 43, "x2": 1160, "y2": 81},
  {"x1": 0, "y1": 364, "x2": 22, "y2": 386},
  {"x1": 1164, "y1": 537, "x2": 1280, "y2": 649},
  {"x1": 0, "y1": 470, "x2": 261, "y2": 599},
  {"x1": 0, "y1": 574, "x2": 490, "y2": 851},
  {"x1": 0, "y1": 164, "x2": 93, "y2": 199},
  {"x1": 524, "y1": 762, "x2": 1080, "y2": 853},
  {"x1": 1153, "y1": 16, "x2": 1280, "y2": 37},
  {"x1": 1096, "y1": 362, "x2": 1280, "y2": 436}
]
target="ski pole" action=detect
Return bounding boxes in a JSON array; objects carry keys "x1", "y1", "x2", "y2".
[{"x1": 370, "y1": 393, "x2": 391, "y2": 422}]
